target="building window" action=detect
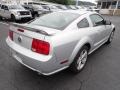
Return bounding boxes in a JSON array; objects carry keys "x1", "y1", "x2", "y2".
[
  {"x1": 111, "y1": 1, "x2": 117, "y2": 9},
  {"x1": 102, "y1": 2, "x2": 107, "y2": 9},
  {"x1": 97, "y1": 2, "x2": 101, "y2": 9},
  {"x1": 118, "y1": 1, "x2": 120, "y2": 9},
  {"x1": 106, "y1": 2, "x2": 111, "y2": 9}
]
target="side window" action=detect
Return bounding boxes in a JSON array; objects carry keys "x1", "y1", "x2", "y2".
[
  {"x1": 90, "y1": 14, "x2": 104, "y2": 26},
  {"x1": 4, "y1": 5, "x2": 8, "y2": 10},
  {"x1": 77, "y1": 18, "x2": 89, "y2": 28},
  {"x1": 1, "y1": 5, "x2": 4, "y2": 9},
  {"x1": 25, "y1": 6, "x2": 29, "y2": 9}
]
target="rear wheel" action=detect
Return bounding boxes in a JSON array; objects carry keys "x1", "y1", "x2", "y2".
[
  {"x1": 0, "y1": 16, "x2": 2, "y2": 20},
  {"x1": 70, "y1": 46, "x2": 88, "y2": 73},
  {"x1": 106, "y1": 31, "x2": 115, "y2": 44}
]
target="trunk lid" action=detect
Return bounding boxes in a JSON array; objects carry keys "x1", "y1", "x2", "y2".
[
  {"x1": 10, "y1": 23, "x2": 60, "y2": 51},
  {"x1": 25, "y1": 24, "x2": 61, "y2": 35}
]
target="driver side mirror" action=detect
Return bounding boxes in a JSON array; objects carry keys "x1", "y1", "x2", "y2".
[{"x1": 104, "y1": 20, "x2": 111, "y2": 25}]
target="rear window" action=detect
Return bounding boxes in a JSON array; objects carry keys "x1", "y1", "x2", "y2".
[{"x1": 29, "y1": 12, "x2": 80, "y2": 30}]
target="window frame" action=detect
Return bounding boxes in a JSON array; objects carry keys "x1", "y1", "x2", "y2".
[{"x1": 77, "y1": 18, "x2": 90, "y2": 28}]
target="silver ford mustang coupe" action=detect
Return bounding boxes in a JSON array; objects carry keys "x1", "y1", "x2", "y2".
[{"x1": 6, "y1": 10, "x2": 115, "y2": 75}]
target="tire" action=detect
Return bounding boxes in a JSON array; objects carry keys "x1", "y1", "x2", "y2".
[
  {"x1": 0, "y1": 16, "x2": 2, "y2": 20},
  {"x1": 70, "y1": 46, "x2": 88, "y2": 73},
  {"x1": 106, "y1": 31, "x2": 115, "y2": 44},
  {"x1": 34, "y1": 14, "x2": 39, "y2": 18},
  {"x1": 11, "y1": 14, "x2": 16, "y2": 22}
]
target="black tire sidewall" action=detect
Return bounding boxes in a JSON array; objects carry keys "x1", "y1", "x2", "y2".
[
  {"x1": 106, "y1": 31, "x2": 115, "y2": 44},
  {"x1": 0, "y1": 16, "x2": 2, "y2": 20},
  {"x1": 11, "y1": 15, "x2": 16, "y2": 22},
  {"x1": 70, "y1": 46, "x2": 88, "y2": 73}
]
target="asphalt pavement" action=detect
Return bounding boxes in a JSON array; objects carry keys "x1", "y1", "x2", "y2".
[{"x1": 0, "y1": 15, "x2": 120, "y2": 90}]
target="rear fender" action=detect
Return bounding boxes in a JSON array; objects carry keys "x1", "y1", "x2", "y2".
[{"x1": 69, "y1": 37, "x2": 93, "y2": 64}]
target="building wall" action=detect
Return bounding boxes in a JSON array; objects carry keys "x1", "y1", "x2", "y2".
[{"x1": 96, "y1": 0, "x2": 120, "y2": 15}]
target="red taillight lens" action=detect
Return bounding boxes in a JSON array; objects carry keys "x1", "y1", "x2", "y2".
[
  {"x1": 9, "y1": 30, "x2": 13, "y2": 40},
  {"x1": 31, "y1": 39, "x2": 50, "y2": 55}
]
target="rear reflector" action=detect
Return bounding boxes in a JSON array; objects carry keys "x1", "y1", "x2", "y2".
[
  {"x1": 9, "y1": 30, "x2": 13, "y2": 40},
  {"x1": 17, "y1": 29, "x2": 24, "y2": 32},
  {"x1": 31, "y1": 39, "x2": 50, "y2": 55}
]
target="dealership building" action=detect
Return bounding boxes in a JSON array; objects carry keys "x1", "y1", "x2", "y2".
[{"x1": 96, "y1": 0, "x2": 120, "y2": 15}]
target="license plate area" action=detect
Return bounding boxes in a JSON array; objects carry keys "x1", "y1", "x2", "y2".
[{"x1": 13, "y1": 33, "x2": 32, "y2": 50}]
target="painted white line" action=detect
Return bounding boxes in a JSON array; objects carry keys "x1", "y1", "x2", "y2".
[{"x1": 0, "y1": 22, "x2": 9, "y2": 26}]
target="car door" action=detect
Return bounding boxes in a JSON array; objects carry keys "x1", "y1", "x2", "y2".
[
  {"x1": 4, "y1": 5, "x2": 10, "y2": 18},
  {"x1": 77, "y1": 17, "x2": 102, "y2": 50},
  {"x1": 0, "y1": 5, "x2": 5, "y2": 17},
  {"x1": 89, "y1": 14, "x2": 107, "y2": 47}
]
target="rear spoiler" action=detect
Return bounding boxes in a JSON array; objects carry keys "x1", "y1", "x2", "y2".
[{"x1": 11, "y1": 23, "x2": 53, "y2": 36}]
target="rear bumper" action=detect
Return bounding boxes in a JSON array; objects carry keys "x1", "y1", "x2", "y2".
[{"x1": 6, "y1": 37, "x2": 68, "y2": 75}]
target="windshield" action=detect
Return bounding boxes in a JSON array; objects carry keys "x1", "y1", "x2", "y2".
[
  {"x1": 70, "y1": 6, "x2": 77, "y2": 10},
  {"x1": 9, "y1": 5, "x2": 24, "y2": 10},
  {"x1": 56, "y1": 6, "x2": 68, "y2": 10},
  {"x1": 50, "y1": 6, "x2": 58, "y2": 9},
  {"x1": 33, "y1": 5, "x2": 43, "y2": 10},
  {"x1": 29, "y1": 12, "x2": 80, "y2": 30}
]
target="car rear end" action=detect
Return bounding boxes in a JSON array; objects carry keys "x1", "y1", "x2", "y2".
[
  {"x1": 6, "y1": 12, "x2": 81, "y2": 75},
  {"x1": 6, "y1": 23, "x2": 62, "y2": 75}
]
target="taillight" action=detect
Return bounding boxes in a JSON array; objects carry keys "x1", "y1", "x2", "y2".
[
  {"x1": 9, "y1": 30, "x2": 13, "y2": 40},
  {"x1": 31, "y1": 39, "x2": 50, "y2": 55}
]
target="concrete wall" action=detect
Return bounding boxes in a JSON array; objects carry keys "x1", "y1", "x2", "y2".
[
  {"x1": 109, "y1": 9, "x2": 120, "y2": 15},
  {"x1": 99, "y1": 9, "x2": 120, "y2": 15},
  {"x1": 99, "y1": 9, "x2": 110, "y2": 14}
]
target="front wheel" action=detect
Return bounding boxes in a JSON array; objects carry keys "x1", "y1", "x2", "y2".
[
  {"x1": 106, "y1": 31, "x2": 115, "y2": 44},
  {"x1": 11, "y1": 15, "x2": 16, "y2": 22},
  {"x1": 70, "y1": 46, "x2": 88, "y2": 73}
]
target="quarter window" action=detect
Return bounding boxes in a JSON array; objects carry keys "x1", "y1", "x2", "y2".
[
  {"x1": 4, "y1": 6, "x2": 8, "y2": 10},
  {"x1": 77, "y1": 18, "x2": 89, "y2": 28},
  {"x1": 1, "y1": 5, "x2": 5, "y2": 9},
  {"x1": 90, "y1": 14, "x2": 104, "y2": 26}
]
